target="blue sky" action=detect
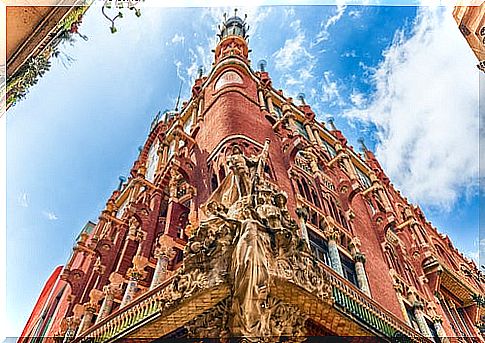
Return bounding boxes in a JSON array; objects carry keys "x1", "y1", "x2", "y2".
[{"x1": 5, "y1": 3, "x2": 482, "y2": 338}]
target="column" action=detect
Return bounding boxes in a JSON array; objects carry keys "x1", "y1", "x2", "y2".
[
  {"x1": 258, "y1": 88, "x2": 267, "y2": 111},
  {"x1": 341, "y1": 154, "x2": 358, "y2": 181},
  {"x1": 62, "y1": 316, "x2": 80, "y2": 343},
  {"x1": 150, "y1": 236, "x2": 174, "y2": 289},
  {"x1": 432, "y1": 317, "x2": 449, "y2": 342},
  {"x1": 313, "y1": 129, "x2": 323, "y2": 146},
  {"x1": 96, "y1": 286, "x2": 114, "y2": 324},
  {"x1": 120, "y1": 255, "x2": 148, "y2": 308},
  {"x1": 305, "y1": 124, "x2": 316, "y2": 143},
  {"x1": 120, "y1": 271, "x2": 140, "y2": 308},
  {"x1": 349, "y1": 237, "x2": 371, "y2": 296},
  {"x1": 266, "y1": 94, "x2": 275, "y2": 115},
  {"x1": 295, "y1": 207, "x2": 310, "y2": 248},
  {"x1": 76, "y1": 304, "x2": 96, "y2": 336},
  {"x1": 393, "y1": 284, "x2": 411, "y2": 324},
  {"x1": 197, "y1": 96, "x2": 204, "y2": 121},
  {"x1": 353, "y1": 252, "x2": 371, "y2": 296},
  {"x1": 413, "y1": 302, "x2": 433, "y2": 337},
  {"x1": 325, "y1": 228, "x2": 344, "y2": 276}
]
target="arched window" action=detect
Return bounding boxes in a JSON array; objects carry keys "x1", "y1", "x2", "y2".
[
  {"x1": 301, "y1": 179, "x2": 311, "y2": 200},
  {"x1": 311, "y1": 189, "x2": 321, "y2": 208},
  {"x1": 211, "y1": 173, "x2": 218, "y2": 192}
]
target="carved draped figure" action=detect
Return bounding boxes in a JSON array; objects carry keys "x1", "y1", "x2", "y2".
[{"x1": 231, "y1": 217, "x2": 273, "y2": 339}]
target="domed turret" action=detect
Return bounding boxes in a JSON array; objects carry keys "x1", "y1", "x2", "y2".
[
  {"x1": 214, "y1": 9, "x2": 250, "y2": 64},
  {"x1": 217, "y1": 9, "x2": 249, "y2": 40}
]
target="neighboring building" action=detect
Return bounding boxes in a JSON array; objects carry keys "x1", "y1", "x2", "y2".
[
  {"x1": 6, "y1": 3, "x2": 90, "y2": 109},
  {"x1": 453, "y1": 1, "x2": 485, "y2": 72},
  {"x1": 19, "y1": 12, "x2": 484, "y2": 342}
]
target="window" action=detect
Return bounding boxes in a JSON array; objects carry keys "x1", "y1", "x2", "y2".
[
  {"x1": 274, "y1": 105, "x2": 283, "y2": 118},
  {"x1": 294, "y1": 120, "x2": 310, "y2": 140},
  {"x1": 405, "y1": 304, "x2": 421, "y2": 332},
  {"x1": 355, "y1": 166, "x2": 372, "y2": 189},
  {"x1": 211, "y1": 173, "x2": 218, "y2": 192},
  {"x1": 322, "y1": 140, "x2": 337, "y2": 158},
  {"x1": 426, "y1": 318, "x2": 441, "y2": 343},
  {"x1": 183, "y1": 113, "x2": 193, "y2": 134},
  {"x1": 322, "y1": 194, "x2": 349, "y2": 230},
  {"x1": 308, "y1": 231, "x2": 330, "y2": 266},
  {"x1": 340, "y1": 253, "x2": 358, "y2": 286}
]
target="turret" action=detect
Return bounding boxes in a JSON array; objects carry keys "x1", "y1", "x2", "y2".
[{"x1": 214, "y1": 9, "x2": 250, "y2": 64}]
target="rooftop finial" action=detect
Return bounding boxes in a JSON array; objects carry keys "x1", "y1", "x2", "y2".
[
  {"x1": 357, "y1": 138, "x2": 368, "y2": 152},
  {"x1": 258, "y1": 59, "x2": 267, "y2": 72},
  {"x1": 218, "y1": 9, "x2": 249, "y2": 40},
  {"x1": 118, "y1": 176, "x2": 127, "y2": 191},
  {"x1": 198, "y1": 65, "x2": 204, "y2": 79},
  {"x1": 297, "y1": 93, "x2": 306, "y2": 105},
  {"x1": 327, "y1": 117, "x2": 337, "y2": 130}
]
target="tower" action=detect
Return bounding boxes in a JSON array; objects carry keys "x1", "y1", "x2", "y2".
[{"x1": 19, "y1": 11, "x2": 485, "y2": 343}]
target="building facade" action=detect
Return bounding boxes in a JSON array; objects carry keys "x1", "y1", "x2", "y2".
[
  {"x1": 453, "y1": 1, "x2": 485, "y2": 72},
  {"x1": 19, "y1": 12, "x2": 485, "y2": 342}
]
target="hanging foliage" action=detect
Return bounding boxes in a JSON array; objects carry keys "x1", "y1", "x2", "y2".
[{"x1": 6, "y1": 5, "x2": 90, "y2": 109}]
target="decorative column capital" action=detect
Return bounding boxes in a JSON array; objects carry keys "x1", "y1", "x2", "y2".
[
  {"x1": 349, "y1": 236, "x2": 362, "y2": 253},
  {"x1": 412, "y1": 300, "x2": 425, "y2": 311},
  {"x1": 324, "y1": 225, "x2": 340, "y2": 242},
  {"x1": 353, "y1": 252, "x2": 366, "y2": 264},
  {"x1": 295, "y1": 207, "x2": 308, "y2": 221},
  {"x1": 127, "y1": 255, "x2": 148, "y2": 280},
  {"x1": 155, "y1": 235, "x2": 176, "y2": 257},
  {"x1": 88, "y1": 288, "x2": 104, "y2": 305}
]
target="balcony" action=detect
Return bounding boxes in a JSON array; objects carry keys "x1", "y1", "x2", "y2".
[
  {"x1": 322, "y1": 263, "x2": 426, "y2": 340},
  {"x1": 74, "y1": 260, "x2": 427, "y2": 343}
]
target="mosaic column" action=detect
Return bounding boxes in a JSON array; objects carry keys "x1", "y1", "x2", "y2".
[
  {"x1": 432, "y1": 316, "x2": 449, "y2": 342},
  {"x1": 325, "y1": 228, "x2": 344, "y2": 276},
  {"x1": 392, "y1": 283, "x2": 410, "y2": 324},
  {"x1": 349, "y1": 237, "x2": 371, "y2": 296},
  {"x1": 76, "y1": 289, "x2": 102, "y2": 336},
  {"x1": 413, "y1": 301, "x2": 433, "y2": 337},
  {"x1": 150, "y1": 236, "x2": 175, "y2": 290},
  {"x1": 96, "y1": 274, "x2": 123, "y2": 324},
  {"x1": 120, "y1": 255, "x2": 147, "y2": 308},
  {"x1": 62, "y1": 316, "x2": 80, "y2": 343},
  {"x1": 76, "y1": 303, "x2": 96, "y2": 336},
  {"x1": 354, "y1": 252, "x2": 371, "y2": 296},
  {"x1": 96, "y1": 286, "x2": 115, "y2": 324}
]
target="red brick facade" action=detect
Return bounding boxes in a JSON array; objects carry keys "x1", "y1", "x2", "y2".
[{"x1": 19, "y1": 13, "x2": 484, "y2": 342}]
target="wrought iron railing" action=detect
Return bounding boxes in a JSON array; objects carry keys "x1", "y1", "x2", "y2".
[
  {"x1": 323, "y1": 264, "x2": 428, "y2": 341},
  {"x1": 74, "y1": 261, "x2": 428, "y2": 343},
  {"x1": 73, "y1": 277, "x2": 174, "y2": 343}
]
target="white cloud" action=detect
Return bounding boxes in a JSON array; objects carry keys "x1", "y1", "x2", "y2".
[
  {"x1": 18, "y1": 192, "x2": 28, "y2": 208},
  {"x1": 341, "y1": 50, "x2": 357, "y2": 58},
  {"x1": 348, "y1": 9, "x2": 362, "y2": 18},
  {"x1": 42, "y1": 211, "x2": 58, "y2": 221},
  {"x1": 273, "y1": 19, "x2": 316, "y2": 96},
  {"x1": 311, "y1": 5, "x2": 346, "y2": 47},
  {"x1": 349, "y1": 89, "x2": 366, "y2": 108},
  {"x1": 321, "y1": 71, "x2": 344, "y2": 106},
  {"x1": 344, "y1": 6, "x2": 479, "y2": 209},
  {"x1": 171, "y1": 33, "x2": 185, "y2": 44}
]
